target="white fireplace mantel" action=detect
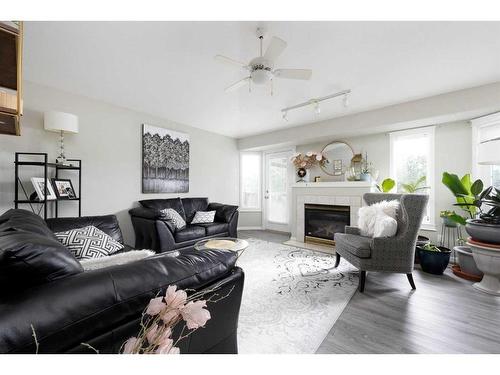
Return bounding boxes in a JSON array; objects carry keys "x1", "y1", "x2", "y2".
[{"x1": 292, "y1": 181, "x2": 373, "y2": 189}]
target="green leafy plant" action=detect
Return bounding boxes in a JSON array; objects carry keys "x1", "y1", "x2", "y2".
[
  {"x1": 442, "y1": 172, "x2": 483, "y2": 225},
  {"x1": 401, "y1": 175, "x2": 429, "y2": 193},
  {"x1": 442, "y1": 172, "x2": 500, "y2": 225},
  {"x1": 376, "y1": 178, "x2": 395, "y2": 193},
  {"x1": 421, "y1": 243, "x2": 442, "y2": 252}
]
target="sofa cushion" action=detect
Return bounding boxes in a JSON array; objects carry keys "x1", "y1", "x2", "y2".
[
  {"x1": 195, "y1": 222, "x2": 229, "y2": 236},
  {"x1": 174, "y1": 225, "x2": 206, "y2": 243},
  {"x1": 46, "y1": 215, "x2": 125, "y2": 244},
  {"x1": 139, "y1": 198, "x2": 186, "y2": 221},
  {"x1": 181, "y1": 198, "x2": 209, "y2": 223},
  {"x1": 207, "y1": 203, "x2": 238, "y2": 223},
  {"x1": 334, "y1": 233, "x2": 372, "y2": 258},
  {"x1": 0, "y1": 209, "x2": 58, "y2": 240},
  {"x1": 54, "y1": 225, "x2": 124, "y2": 260},
  {"x1": 0, "y1": 230, "x2": 83, "y2": 290}
]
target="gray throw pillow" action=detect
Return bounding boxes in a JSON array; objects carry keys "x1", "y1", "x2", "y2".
[
  {"x1": 160, "y1": 208, "x2": 186, "y2": 230},
  {"x1": 191, "y1": 210, "x2": 216, "y2": 224}
]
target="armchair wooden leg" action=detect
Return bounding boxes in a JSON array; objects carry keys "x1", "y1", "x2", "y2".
[
  {"x1": 334, "y1": 253, "x2": 341, "y2": 268},
  {"x1": 359, "y1": 270, "x2": 366, "y2": 293},
  {"x1": 407, "y1": 273, "x2": 416, "y2": 290}
]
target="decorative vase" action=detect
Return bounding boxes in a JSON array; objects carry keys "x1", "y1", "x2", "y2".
[
  {"x1": 465, "y1": 219, "x2": 500, "y2": 244},
  {"x1": 417, "y1": 246, "x2": 451, "y2": 275},
  {"x1": 442, "y1": 217, "x2": 459, "y2": 228},
  {"x1": 359, "y1": 173, "x2": 371, "y2": 182},
  {"x1": 296, "y1": 168, "x2": 310, "y2": 182}
]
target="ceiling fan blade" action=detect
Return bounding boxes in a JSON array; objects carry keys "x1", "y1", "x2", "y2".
[
  {"x1": 274, "y1": 69, "x2": 312, "y2": 80},
  {"x1": 214, "y1": 55, "x2": 247, "y2": 68},
  {"x1": 263, "y1": 36, "x2": 287, "y2": 61},
  {"x1": 224, "y1": 77, "x2": 250, "y2": 92}
]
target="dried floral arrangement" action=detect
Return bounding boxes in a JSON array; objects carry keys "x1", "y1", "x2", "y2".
[{"x1": 291, "y1": 151, "x2": 328, "y2": 169}]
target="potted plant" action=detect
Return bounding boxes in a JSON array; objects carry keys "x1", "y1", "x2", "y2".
[
  {"x1": 401, "y1": 175, "x2": 429, "y2": 193},
  {"x1": 440, "y1": 210, "x2": 459, "y2": 228},
  {"x1": 417, "y1": 243, "x2": 451, "y2": 275},
  {"x1": 375, "y1": 178, "x2": 395, "y2": 193},
  {"x1": 442, "y1": 172, "x2": 500, "y2": 244}
]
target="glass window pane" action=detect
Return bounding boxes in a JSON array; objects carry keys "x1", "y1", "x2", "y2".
[
  {"x1": 240, "y1": 153, "x2": 261, "y2": 209},
  {"x1": 268, "y1": 156, "x2": 288, "y2": 223},
  {"x1": 492, "y1": 165, "x2": 500, "y2": 189}
]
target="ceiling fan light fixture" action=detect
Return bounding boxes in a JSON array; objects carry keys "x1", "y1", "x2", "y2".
[{"x1": 251, "y1": 69, "x2": 272, "y2": 85}]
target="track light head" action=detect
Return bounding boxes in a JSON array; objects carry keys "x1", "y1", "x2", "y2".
[
  {"x1": 282, "y1": 111, "x2": 288, "y2": 122},
  {"x1": 343, "y1": 93, "x2": 349, "y2": 108},
  {"x1": 313, "y1": 101, "x2": 321, "y2": 115}
]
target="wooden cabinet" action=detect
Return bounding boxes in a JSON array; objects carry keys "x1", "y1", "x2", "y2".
[{"x1": 0, "y1": 21, "x2": 23, "y2": 136}]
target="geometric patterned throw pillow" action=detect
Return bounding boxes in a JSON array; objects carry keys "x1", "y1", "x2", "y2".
[
  {"x1": 54, "y1": 225, "x2": 124, "y2": 260},
  {"x1": 160, "y1": 208, "x2": 186, "y2": 230},
  {"x1": 191, "y1": 210, "x2": 216, "y2": 224}
]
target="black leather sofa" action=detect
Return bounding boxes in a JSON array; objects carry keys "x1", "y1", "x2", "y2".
[
  {"x1": 129, "y1": 197, "x2": 239, "y2": 253},
  {"x1": 0, "y1": 209, "x2": 244, "y2": 354}
]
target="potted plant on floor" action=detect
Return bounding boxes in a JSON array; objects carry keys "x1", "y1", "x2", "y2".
[
  {"x1": 442, "y1": 172, "x2": 500, "y2": 244},
  {"x1": 417, "y1": 243, "x2": 451, "y2": 275}
]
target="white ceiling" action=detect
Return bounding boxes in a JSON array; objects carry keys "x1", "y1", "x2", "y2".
[{"x1": 24, "y1": 21, "x2": 500, "y2": 139}]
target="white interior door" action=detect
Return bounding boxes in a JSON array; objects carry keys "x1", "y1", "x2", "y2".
[{"x1": 264, "y1": 151, "x2": 292, "y2": 232}]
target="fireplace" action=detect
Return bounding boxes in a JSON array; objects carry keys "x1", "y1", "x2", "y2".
[{"x1": 304, "y1": 204, "x2": 350, "y2": 245}]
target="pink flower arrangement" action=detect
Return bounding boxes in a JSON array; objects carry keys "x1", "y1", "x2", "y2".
[
  {"x1": 122, "y1": 285, "x2": 212, "y2": 354},
  {"x1": 291, "y1": 152, "x2": 328, "y2": 169}
]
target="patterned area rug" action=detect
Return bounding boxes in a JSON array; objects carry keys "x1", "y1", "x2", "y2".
[{"x1": 237, "y1": 238, "x2": 359, "y2": 354}]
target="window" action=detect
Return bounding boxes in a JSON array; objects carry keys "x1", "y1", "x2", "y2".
[
  {"x1": 240, "y1": 152, "x2": 261, "y2": 210},
  {"x1": 390, "y1": 127, "x2": 435, "y2": 228},
  {"x1": 471, "y1": 113, "x2": 500, "y2": 189}
]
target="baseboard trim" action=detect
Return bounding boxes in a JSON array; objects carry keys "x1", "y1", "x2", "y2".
[{"x1": 238, "y1": 226, "x2": 264, "y2": 231}]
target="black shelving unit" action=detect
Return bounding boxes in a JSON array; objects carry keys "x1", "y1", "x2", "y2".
[{"x1": 14, "y1": 152, "x2": 82, "y2": 219}]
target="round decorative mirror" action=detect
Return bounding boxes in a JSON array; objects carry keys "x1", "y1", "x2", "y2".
[{"x1": 320, "y1": 141, "x2": 355, "y2": 176}]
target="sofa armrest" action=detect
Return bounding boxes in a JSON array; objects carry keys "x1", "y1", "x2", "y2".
[
  {"x1": 129, "y1": 207, "x2": 164, "y2": 220},
  {"x1": 207, "y1": 203, "x2": 238, "y2": 223},
  {"x1": 345, "y1": 226, "x2": 361, "y2": 235}
]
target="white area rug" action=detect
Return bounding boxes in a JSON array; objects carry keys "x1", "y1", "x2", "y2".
[{"x1": 237, "y1": 238, "x2": 359, "y2": 354}]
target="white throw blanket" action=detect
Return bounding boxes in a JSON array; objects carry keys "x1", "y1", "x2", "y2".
[{"x1": 79, "y1": 250, "x2": 155, "y2": 271}]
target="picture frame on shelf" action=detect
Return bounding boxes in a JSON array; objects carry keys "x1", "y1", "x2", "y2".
[
  {"x1": 51, "y1": 178, "x2": 77, "y2": 200},
  {"x1": 31, "y1": 177, "x2": 57, "y2": 201}
]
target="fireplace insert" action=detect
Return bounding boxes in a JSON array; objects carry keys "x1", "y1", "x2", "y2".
[{"x1": 304, "y1": 204, "x2": 350, "y2": 245}]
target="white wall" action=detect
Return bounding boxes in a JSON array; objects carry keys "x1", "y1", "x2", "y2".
[{"x1": 0, "y1": 81, "x2": 239, "y2": 245}]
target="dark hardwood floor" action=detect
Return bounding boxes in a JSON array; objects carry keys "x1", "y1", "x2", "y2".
[{"x1": 238, "y1": 230, "x2": 500, "y2": 354}]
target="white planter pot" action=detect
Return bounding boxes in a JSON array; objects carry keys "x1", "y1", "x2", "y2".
[{"x1": 468, "y1": 242, "x2": 500, "y2": 296}]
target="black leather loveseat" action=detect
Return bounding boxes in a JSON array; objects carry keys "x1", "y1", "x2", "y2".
[
  {"x1": 0, "y1": 209, "x2": 244, "y2": 354},
  {"x1": 129, "y1": 197, "x2": 239, "y2": 253}
]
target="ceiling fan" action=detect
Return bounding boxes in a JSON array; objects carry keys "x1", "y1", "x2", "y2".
[{"x1": 215, "y1": 28, "x2": 312, "y2": 93}]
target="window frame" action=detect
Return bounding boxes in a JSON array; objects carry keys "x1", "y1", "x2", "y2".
[
  {"x1": 239, "y1": 151, "x2": 262, "y2": 211},
  {"x1": 389, "y1": 126, "x2": 436, "y2": 230},
  {"x1": 471, "y1": 113, "x2": 500, "y2": 188}
]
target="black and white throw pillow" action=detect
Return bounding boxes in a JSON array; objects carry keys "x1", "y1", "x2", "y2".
[
  {"x1": 54, "y1": 225, "x2": 124, "y2": 260},
  {"x1": 191, "y1": 210, "x2": 216, "y2": 224},
  {"x1": 160, "y1": 208, "x2": 186, "y2": 230}
]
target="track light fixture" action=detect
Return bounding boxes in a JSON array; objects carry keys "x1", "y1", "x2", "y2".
[{"x1": 281, "y1": 89, "x2": 351, "y2": 121}]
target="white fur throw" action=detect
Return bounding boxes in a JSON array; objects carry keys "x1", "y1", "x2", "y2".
[
  {"x1": 80, "y1": 250, "x2": 155, "y2": 271},
  {"x1": 358, "y1": 200, "x2": 399, "y2": 238}
]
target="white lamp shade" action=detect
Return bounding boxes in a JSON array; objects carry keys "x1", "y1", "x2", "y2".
[
  {"x1": 44, "y1": 111, "x2": 79, "y2": 134},
  {"x1": 478, "y1": 139, "x2": 500, "y2": 165}
]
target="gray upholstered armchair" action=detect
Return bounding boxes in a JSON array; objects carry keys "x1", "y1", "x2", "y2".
[{"x1": 334, "y1": 193, "x2": 429, "y2": 293}]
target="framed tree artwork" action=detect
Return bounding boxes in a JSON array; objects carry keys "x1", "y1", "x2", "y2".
[{"x1": 142, "y1": 124, "x2": 190, "y2": 193}]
